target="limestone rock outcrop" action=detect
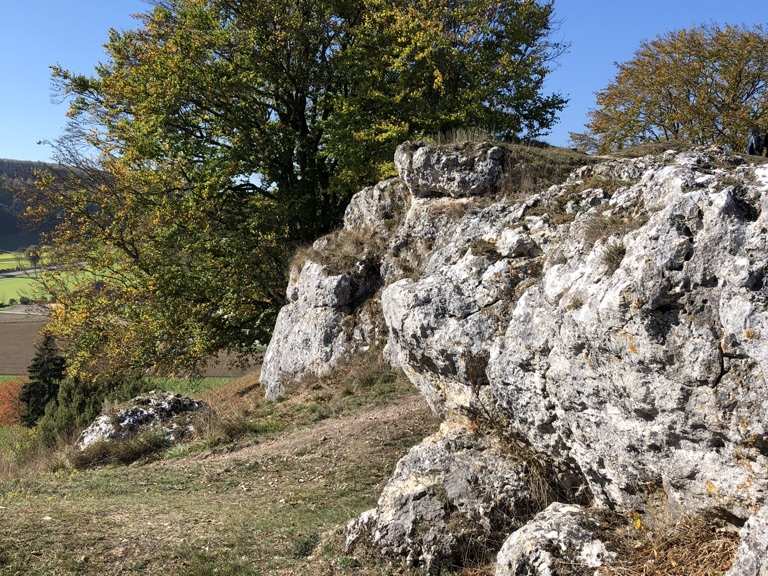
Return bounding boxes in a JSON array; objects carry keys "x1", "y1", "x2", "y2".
[
  {"x1": 261, "y1": 140, "x2": 768, "y2": 571},
  {"x1": 77, "y1": 391, "x2": 208, "y2": 450},
  {"x1": 347, "y1": 422, "x2": 577, "y2": 572},
  {"x1": 260, "y1": 178, "x2": 408, "y2": 399}
]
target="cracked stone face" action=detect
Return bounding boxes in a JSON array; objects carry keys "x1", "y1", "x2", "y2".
[{"x1": 262, "y1": 141, "x2": 768, "y2": 570}]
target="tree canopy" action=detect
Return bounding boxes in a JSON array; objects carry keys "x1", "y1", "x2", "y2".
[
  {"x1": 585, "y1": 25, "x2": 768, "y2": 153},
  {"x1": 27, "y1": 0, "x2": 566, "y2": 379}
]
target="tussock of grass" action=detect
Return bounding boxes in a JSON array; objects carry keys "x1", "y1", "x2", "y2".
[
  {"x1": 70, "y1": 430, "x2": 170, "y2": 469},
  {"x1": 429, "y1": 127, "x2": 497, "y2": 146},
  {"x1": 501, "y1": 144, "x2": 600, "y2": 198},
  {"x1": 291, "y1": 226, "x2": 387, "y2": 276},
  {"x1": 582, "y1": 210, "x2": 648, "y2": 248},
  {"x1": 603, "y1": 241, "x2": 627, "y2": 274},
  {"x1": 599, "y1": 512, "x2": 739, "y2": 576}
]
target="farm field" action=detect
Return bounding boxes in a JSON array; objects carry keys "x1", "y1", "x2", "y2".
[
  {"x1": 0, "y1": 252, "x2": 31, "y2": 272},
  {"x1": 0, "y1": 313, "x2": 46, "y2": 375},
  {"x1": 0, "y1": 276, "x2": 40, "y2": 305}
]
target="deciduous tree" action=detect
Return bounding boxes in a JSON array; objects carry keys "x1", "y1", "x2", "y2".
[
  {"x1": 28, "y1": 0, "x2": 566, "y2": 379},
  {"x1": 587, "y1": 25, "x2": 768, "y2": 153}
]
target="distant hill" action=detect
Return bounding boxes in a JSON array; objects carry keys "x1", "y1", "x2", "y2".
[{"x1": 0, "y1": 159, "x2": 60, "y2": 251}]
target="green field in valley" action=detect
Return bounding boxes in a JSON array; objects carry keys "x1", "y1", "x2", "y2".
[
  {"x1": 0, "y1": 252, "x2": 31, "y2": 272},
  {"x1": 0, "y1": 276, "x2": 41, "y2": 305}
]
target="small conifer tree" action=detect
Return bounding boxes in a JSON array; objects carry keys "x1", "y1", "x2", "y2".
[{"x1": 20, "y1": 333, "x2": 66, "y2": 427}]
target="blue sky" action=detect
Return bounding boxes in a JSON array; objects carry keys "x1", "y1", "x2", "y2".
[{"x1": 0, "y1": 0, "x2": 764, "y2": 161}]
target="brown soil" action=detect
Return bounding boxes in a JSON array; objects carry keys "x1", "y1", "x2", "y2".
[{"x1": 0, "y1": 314, "x2": 45, "y2": 374}]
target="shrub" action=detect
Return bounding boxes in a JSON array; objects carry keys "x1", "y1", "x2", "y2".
[
  {"x1": 37, "y1": 375, "x2": 149, "y2": 447},
  {"x1": 0, "y1": 378, "x2": 24, "y2": 426},
  {"x1": 19, "y1": 334, "x2": 66, "y2": 427},
  {"x1": 0, "y1": 424, "x2": 40, "y2": 478},
  {"x1": 292, "y1": 533, "x2": 320, "y2": 559}
]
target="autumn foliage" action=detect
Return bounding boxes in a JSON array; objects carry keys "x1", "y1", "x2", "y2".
[
  {"x1": 0, "y1": 379, "x2": 24, "y2": 426},
  {"x1": 586, "y1": 25, "x2": 768, "y2": 153}
]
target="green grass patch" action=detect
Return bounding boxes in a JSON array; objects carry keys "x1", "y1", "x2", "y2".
[
  {"x1": 0, "y1": 375, "x2": 20, "y2": 383},
  {"x1": 0, "y1": 276, "x2": 41, "y2": 305},
  {"x1": 0, "y1": 252, "x2": 32, "y2": 272},
  {"x1": 148, "y1": 377, "x2": 234, "y2": 397}
]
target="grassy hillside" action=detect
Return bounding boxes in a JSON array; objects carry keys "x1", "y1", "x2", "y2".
[{"x1": 0, "y1": 367, "x2": 439, "y2": 576}]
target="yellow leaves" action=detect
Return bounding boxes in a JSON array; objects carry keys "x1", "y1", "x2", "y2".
[
  {"x1": 632, "y1": 512, "x2": 644, "y2": 531},
  {"x1": 433, "y1": 68, "x2": 445, "y2": 94},
  {"x1": 590, "y1": 24, "x2": 768, "y2": 152}
]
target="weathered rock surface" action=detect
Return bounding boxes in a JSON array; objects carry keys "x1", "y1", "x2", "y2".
[
  {"x1": 727, "y1": 506, "x2": 768, "y2": 576},
  {"x1": 260, "y1": 179, "x2": 408, "y2": 399},
  {"x1": 495, "y1": 503, "x2": 613, "y2": 576},
  {"x1": 347, "y1": 422, "x2": 552, "y2": 572},
  {"x1": 395, "y1": 141, "x2": 506, "y2": 198},
  {"x1": 77, "y1": 391, "x2": 208, "y2": 449},
  {"x1": 263, "y1": 140, "x2": 768, "y2": 570}
]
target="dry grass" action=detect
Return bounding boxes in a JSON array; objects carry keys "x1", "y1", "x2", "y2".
[
  {"x1": 0, "y1": 361, "x2": 439, "y2": 576},
  {"x1": 0, "y1": 424, "x2": 70, "y2": 480},
  {"x1": 582, "y1": 210, "x2": 648, "y2": 249},
  {"x1": 599, "y1": 512, "x2": 739, "y2": 576},
  {"x1": 291, "y1": 227, "x2": 387, "y2": 276},
  {"x1": 70, "y1": 430, "x2": 171, "y2": 469},
  {"x1": 571, "y1": 175, "x2": 632, "y2": 195},
  {"x1": 523, "y1": 176, "x2": 626, "y2": 227},
  {"x1": 469, "y1": 238, "x2": 501, "y2": 259},
  {"x1": 500, "y1": 144, "x2": 600, "y2": 198},
  {"x1": 603, "y1": 241, "x2": 627, "y2": 275},
  {"x1": 430, "y1": 127, "x2": 497, "y2": 146}
]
